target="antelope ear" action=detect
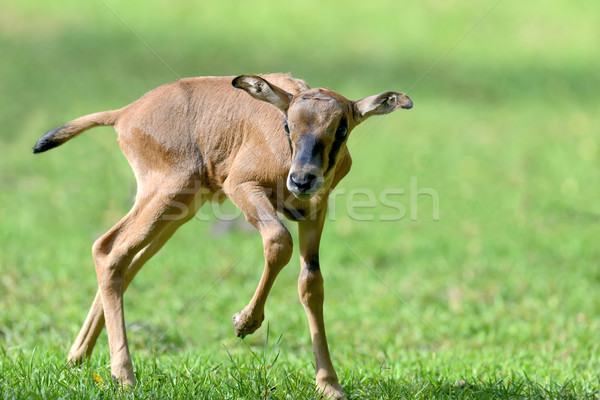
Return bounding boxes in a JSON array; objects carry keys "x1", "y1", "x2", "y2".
[
  {"x1": 354, "y1": 91, "x2": 413, "y2": 123},
  {"x1": 232, "y1": 75, "x2": 293, "y2": 114}
]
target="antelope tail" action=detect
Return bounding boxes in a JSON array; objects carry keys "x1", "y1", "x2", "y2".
[{"x1": 33, "y1": 109, "x2": 122, "y2": 154}]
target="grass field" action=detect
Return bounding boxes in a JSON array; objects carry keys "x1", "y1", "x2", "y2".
[{"x1": 1, "y1": 1, "x2": 600, "y2": 398}]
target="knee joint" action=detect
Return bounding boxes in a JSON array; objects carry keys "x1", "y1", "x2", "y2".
[
  {"x1": 298, "y1": 264, "x2": 324, "y2": 307},
  {"x1": 263, "y1": 227, "x2": 293, "y2": 267}
]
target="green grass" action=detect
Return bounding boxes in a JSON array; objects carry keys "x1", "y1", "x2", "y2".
[{"x1": 2, "y1": 0, "x2": 600, "y2": 398}]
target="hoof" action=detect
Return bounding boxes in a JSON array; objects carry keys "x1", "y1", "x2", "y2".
[
  {"x1": 320, "y1": 386, "x2": 347, "y2": 399},
  {"x1": 232, "y1": 308, "x2": 264, "y2": 338},
  {"x1": 67, "y1": 350, "x2": 86, "y2": 366},
  {"x1": 318, "y1": 380, "x2": 347, "y2": 399},
  {"x1": 110, "y1": 363, "x2": 137, "y2": 387},
  {"x1": 111, "y1": 373, "x2": 137, "y2": 387},
  {"x1": 67, "y1": 356, "x2": 84, "y2": 367}
]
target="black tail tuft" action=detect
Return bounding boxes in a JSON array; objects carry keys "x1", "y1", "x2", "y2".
[{"x1": 32, "y1": 125, "x2": 67, "y2": 154}]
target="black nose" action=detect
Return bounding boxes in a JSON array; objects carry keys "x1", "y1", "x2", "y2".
[{"x1": 289, "y1": 172, "x2": 317, "y2": 192}]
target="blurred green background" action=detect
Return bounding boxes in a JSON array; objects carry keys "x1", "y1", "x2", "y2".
[{"x1": 1, "y1": 0, "x2": 599, "y2": 397}]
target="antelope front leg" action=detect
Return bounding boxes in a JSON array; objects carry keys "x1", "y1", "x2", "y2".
[
  {"x1": 298, "y1": 210, "x2": 346, "y2": 399},
  {"x1": 227, "y1": 182, "x2": 293, "y2": 338}
]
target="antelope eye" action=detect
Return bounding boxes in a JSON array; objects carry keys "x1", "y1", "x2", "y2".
[
  {"x1": 284, "y1": 121, "x2": 290, "y2": 135},
  {"x1": 336, "y1": 120, "x2": 348, "y2": 139}
]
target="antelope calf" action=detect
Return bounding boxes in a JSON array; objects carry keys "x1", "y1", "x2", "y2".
[{"x1": 33, "y1": 74, "x2": 412, "y2": 399}]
